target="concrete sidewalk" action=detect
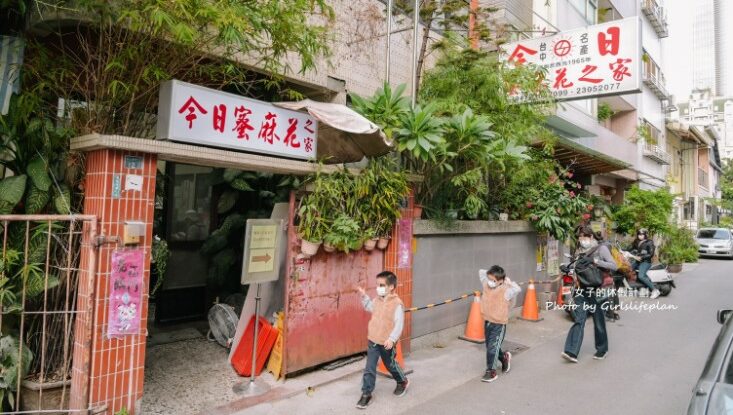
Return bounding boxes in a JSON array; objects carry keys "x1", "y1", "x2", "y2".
[
  {"x1": 223, "y1": 306, "x2": 572, "y2": 415},
  {"x1": 208, "y1": 263, "x2": 699, "y2": 415}
]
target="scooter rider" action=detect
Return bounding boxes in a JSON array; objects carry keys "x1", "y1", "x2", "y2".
[{"x1": 629, "y1": 228, "x2": 660, "y2": 300}]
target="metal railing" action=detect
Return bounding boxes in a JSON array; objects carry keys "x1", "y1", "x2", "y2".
[
  {"x1": 642, "y1": 0, "x2": 669, "y2": 37},
  {"x1": 642, "y1": 71, "x2": 670, "y2": 100},
  {"x1": 643, "y1": 143, "x2": 672, "y2": 165},
  {"x1": 0, "y1": 215, "x2": 97, "y2": 414}
]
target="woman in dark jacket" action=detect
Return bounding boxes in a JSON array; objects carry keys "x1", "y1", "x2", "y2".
[
  {"x1": 562, "y1": 226, "x2": 617, "y2": 363},
  {"x1": 630, "y1": 228, "x2": 660, "y2": 299}
]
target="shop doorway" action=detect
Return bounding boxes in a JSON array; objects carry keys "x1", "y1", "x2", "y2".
[{"x1": 142, "y1": 161, "x2": 299, "y2": 413}]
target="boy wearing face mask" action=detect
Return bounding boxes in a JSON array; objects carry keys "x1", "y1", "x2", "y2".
[
  {"x1": 355, "y1": 271, "x2": 408, "y2": 409},
  {"x1": 478, "y1": 265, "x2": 521, "y2": 383}
]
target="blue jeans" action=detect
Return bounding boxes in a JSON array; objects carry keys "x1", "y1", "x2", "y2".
[
  {"x1": 361, "y1": 340, "x2": 406, "y2": 395},
  {"x1": 484, "y1": 321, "x2": 507, "y2": 371},
  {"x1": 632, "y1": 260, "x2": 655, "y2": 291},
  {"x1": 564, "y1": 293, "x2": 608, "y2": 357}
]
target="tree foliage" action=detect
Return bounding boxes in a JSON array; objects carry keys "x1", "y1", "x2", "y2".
[
  {"x1": 12, "y1": 0, "x2": 333, "y2": 137},
  {"x1": 613, "y1": 186, "x2": 675, "y2": 236}
]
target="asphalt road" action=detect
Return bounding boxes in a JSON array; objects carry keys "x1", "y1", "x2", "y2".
[
  {"x1": 243, "y1": 258, "x2": 731, "y2": 415},
  {"x1": 404, "y1": 259, "x2": 728, "y2": 415}
]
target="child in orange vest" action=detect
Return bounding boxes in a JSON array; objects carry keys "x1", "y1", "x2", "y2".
[
  {"x1": 479, "y1": 265, "x2": 521, "y2": 383},
  {"x1": 355, "y1": 271, "x2": 408, "y2": 409}
]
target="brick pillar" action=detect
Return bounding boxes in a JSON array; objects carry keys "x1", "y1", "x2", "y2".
[
  {"x1": 71, "y1": 149, "x2": 156, "y2": 414},
  {"x1": 384, "y1": 191, "x2": 415, "y2": 354}
]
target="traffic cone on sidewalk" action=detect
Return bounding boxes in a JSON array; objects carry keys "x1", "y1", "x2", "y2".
[
  {"x1": 377, "y1": 341, "x2": 414, "y2": 378},
  {"x1": 458, "y1": 292, "x2": 485, "y2": 343},
  {"x1": 518, "y1": 279, "x2": 544, "y2": 322}
]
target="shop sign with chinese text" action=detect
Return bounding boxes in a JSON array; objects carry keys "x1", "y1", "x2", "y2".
[
  {"x1": 502, "y1": 17, "x2": 641, "y2": 102},
  {"x1": 157, "y1": 80, "x2": 317, "y2": 160}
]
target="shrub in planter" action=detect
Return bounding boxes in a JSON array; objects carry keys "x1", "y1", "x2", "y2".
[
  {"x1": 324, "y1": 215, "x2": 363, "y2": 253},
  {"x1": 660, "y1": 225, "x2": 699, "y2": 266},
  {"x1": 297, "y1": 193, "x2": 328, "y2": 256}
]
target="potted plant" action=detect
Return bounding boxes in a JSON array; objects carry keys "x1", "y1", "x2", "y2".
[
  {"x1": 413, "y1": 204, "x2": 424, "y2": 219},
  {"x1": 297, "y1": 194, "x2": 327, "y2": 257},
  {"x1": 363, "y1": 228, "x2": 378, "y2": 251},
  {"x1": 597, "y1": 102, "x2": 614, "y2": 125},
  {"x1": 324, "y1": 214, "x2": 362, "y2": 253},
  {"x1": 660, "y1": 224, "x2": 699, "y2": 273}
]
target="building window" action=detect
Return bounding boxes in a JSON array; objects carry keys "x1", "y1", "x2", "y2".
[{"x1": 569, "y1": 0, "x2": 597, "y2": 24}]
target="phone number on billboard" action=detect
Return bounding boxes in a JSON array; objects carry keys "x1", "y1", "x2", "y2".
[{"x1": 550, "y1": 82, "x2": 623, "y2": 98}]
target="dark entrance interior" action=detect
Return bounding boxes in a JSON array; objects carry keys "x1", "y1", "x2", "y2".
[{"x1": 149, "y1": 161, "x2": 298, "y2": 326}]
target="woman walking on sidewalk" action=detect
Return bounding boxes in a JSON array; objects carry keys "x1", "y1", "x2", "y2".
[{"x1": 562, "y1": 226, "x2": 617, "y2": 363}]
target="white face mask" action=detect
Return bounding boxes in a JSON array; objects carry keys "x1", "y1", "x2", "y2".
[
  {"x1": 487, "y1": 279, "x2": 498, "y2": 288},
  {"x1": 376, "y1": 286, "x2": 388, "y2": 297},
  {"x1": 579, "y1": 239, "x2": 593, "y2": 249}
]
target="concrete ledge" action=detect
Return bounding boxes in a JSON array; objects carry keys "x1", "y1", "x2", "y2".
[{"x1": 412, "y1": 220, "x2": 535, "y2": 236}]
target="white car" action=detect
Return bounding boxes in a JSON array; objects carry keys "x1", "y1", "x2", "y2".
[{"x1": 696, "y1": 228, "x2": 733, "y2": 259}]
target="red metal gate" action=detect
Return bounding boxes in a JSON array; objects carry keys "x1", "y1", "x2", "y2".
[{"x1": 0, "y1": 215, "x2": 98, "y2": 414}]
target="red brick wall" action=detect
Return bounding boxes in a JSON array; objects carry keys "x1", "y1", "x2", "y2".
[{"x1": 71, "y1": 149, "x2": 157, "y2": 414}]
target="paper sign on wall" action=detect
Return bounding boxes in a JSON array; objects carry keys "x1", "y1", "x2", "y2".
[
  {"x1": 397, "y1": 219, "x2": 412, "y2": 269},
  {"x1": 107, "y1": 249, "x2": 144, "y2": 338}
]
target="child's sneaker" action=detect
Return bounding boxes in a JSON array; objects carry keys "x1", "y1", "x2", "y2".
[
  {"x1": 501, "y1": 351, "x2": 512, "y2": 373},
  {"x1": 393, "y1": 379, "x2": 409, "y2": 396},
  {"x1": 481, "y1": 370, "x2": 498, "y2": 382},
  {"x1": 561, "y1": 352, "x2": 578, "y2": 363},
  {"x1": 356, "y1": 394, "x2": 372, "y2": 409}
]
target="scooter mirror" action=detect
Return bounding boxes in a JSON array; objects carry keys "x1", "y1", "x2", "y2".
[{"x1": 717, "y1": 309, "x2": 733, "y2": 324}]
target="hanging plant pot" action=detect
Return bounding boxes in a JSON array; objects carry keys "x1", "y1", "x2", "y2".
[
  {"x1": 377, "y1": 237, "x2": 390, "y2": 250},
  {"x1": 323, "y1": 242, "x2": 336, "y2": 253},
  {"x1": 413, "y1": 205, "x2": 424, "y2": 219},
  {"x1": 351, "y1": 240, "x2": 364, "y2": 251},
  {"x1": 364, "y1": 238, "x2": 378, "y2": 251},
  {"x1": 300, "y1": 239, "x2": 321, "y2": 257}
]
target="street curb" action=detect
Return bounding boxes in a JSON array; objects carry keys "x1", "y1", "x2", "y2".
[{"x1": 201, "y1": 362, "x2": 365, "y2": 415}]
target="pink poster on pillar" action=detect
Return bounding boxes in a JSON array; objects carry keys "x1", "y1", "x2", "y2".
[
  {"x1": 107, "y1": 249, "x2": 144, "y2": 338},
  {"x1": 397, "y1": 219, "x2": 412, "y2": 269}
]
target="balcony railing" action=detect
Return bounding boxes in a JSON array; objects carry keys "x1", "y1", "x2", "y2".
[
  {"x1": 642, "y1": 72, "x2": 670, "y2": 100},
  {"x1": 643, "y1": 143, "x2": 671, "y2": 165},
  {"x1": 642, "y1": 0, "x2": 669, "y2": 38}
]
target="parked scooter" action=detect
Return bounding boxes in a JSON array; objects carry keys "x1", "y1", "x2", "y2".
[
  {"x1": 558, "y1": 255, "x2": 577, "y2": 316},
  {"x1": 616, "y1": 244, "x2": 676, "y2": 297}
]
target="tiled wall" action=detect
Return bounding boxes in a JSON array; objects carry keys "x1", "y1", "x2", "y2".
[{"x1": 71, "y1": 149, "x2": 157, "y2": 414}]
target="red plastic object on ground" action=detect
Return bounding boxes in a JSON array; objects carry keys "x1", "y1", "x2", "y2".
[{"x1": 231, "y1": 315, "x2": 279, "y2": 377}]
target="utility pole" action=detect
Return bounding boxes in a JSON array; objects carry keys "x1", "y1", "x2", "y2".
[
  {"x1": 385, "y1": 0, "x2": 393, "y2": 83},
  {"x1": 469, "y1": 0, "x2": 479, "y2": 50},
  {"x1": 410, "y1": 0, "x2": 419, "y2": 108}
]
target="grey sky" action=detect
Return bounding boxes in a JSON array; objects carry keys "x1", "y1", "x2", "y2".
[{"x1": 663, "y1": 0, "x2": 693, "y2": 102}]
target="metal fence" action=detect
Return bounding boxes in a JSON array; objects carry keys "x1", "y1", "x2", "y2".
[{"x1": 0, "y1": 215, "x2": 97, "y2": 414}]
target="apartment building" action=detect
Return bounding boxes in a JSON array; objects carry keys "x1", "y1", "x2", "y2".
[{"x1": 493, "y1": 0, "x2": 674, "y2": 204}]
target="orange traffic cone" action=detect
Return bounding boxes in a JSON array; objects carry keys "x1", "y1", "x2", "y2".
[
  {"x1": 519, "y1": 279, "x2": 544, "y2": 322},
  {"x1": 458, "y1": 292, "x2": 485, "y2": 343},
  {"x1": 377, "y1": 341, "x2": 413, "y2": 378}
]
